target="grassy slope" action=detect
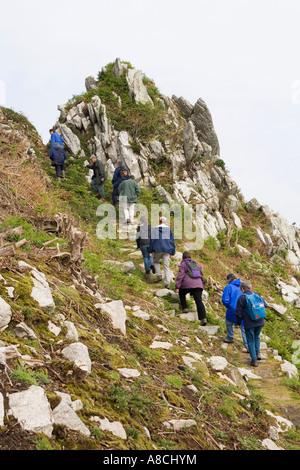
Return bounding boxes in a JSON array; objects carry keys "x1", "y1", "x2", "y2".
[{"x1": 0, "y1": 101, "x2": 300, "y2": 451}]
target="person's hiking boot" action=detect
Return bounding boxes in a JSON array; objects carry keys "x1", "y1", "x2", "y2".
[
  {"x1": 165, "y1": 284, "x2": 170, "y2": 289},
  {"x1": 145, "y1": 272, "x2": 152, "y2": 283},
  {"x1": 154, "y1": 275, "x2": 162, "y2": 283},
  {"x1": 150, "y1": 265, "x2": 155, "y2": 274},
  {"x1": 201, "y1": 318, "x2": 207, "y2": 326},
  {"x1": 256, "y1": 354, "x2": 262, "y2": 360},
  {"x1": 182, "y1": 308, "x2": 189, "y2": 313},
  {"x1": 250, "y1": 361, "x2": 258, "y2": 367},
  {"x1": 224, "y1": 337, "x2": 234, "y2": 343}
]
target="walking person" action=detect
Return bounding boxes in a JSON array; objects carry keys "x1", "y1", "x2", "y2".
[
  {"x1": 175, "y1": 252, "x2": 207, "y2": 325},
  {"x1": 84, "y1": 156, "x2": 107, "y2": 201},
  {"x1": 221, "y1": 274, "x2": 248, "y2": 350},
  {"x1": 49, "y1": 129, "x2": 64, "y2": 148},
  {"x1": 49, "y1": 143, "x2": 67, "y2": 181},
  {"x1": 112, "y1": 161, "x2": 127, "y2": 206},
  {"x1": 236, "y1": 281, "x2": 267, "y2": 367},
  {"x1": 118, "y1": 173, "x2": 140, "y2": 224},
  {"x1": 149, "y1": 217, "x2": 175, "y2": 289},
  {"x1": 136, "y1": 216, "x2": 155, "y2": 283}
]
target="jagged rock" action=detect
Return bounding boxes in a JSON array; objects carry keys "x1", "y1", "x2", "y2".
[
  {"x1": 8, "y1": 385, "x2": 53, "y2": 437},
  {"x1": 117, "y1": 131, "x2": 142, "y2": 180},
  {"x1": 163, "y1": 419, "x2": 197, "y2": 431},
  {"x1": 172, "y1": 95, "x2": 194, "y2": 118},
  {"x1": 183, "y1": 121, "x2": 203, "y2": 164},
  {"x1": 208, "y1": 356, "x2": 228, "y2": 371},
  {"x1": 149, "y1": 140, "x2": 164, "y2": 161},
  {"x1": 0, "y1": 345, "x2": 21, "y2": 365},
  {"x1": 126, "y1": 68, "x2": 153, "y2": 106},
  {"x1": 113, "y1": 58, "x2": 128, "y2": 78},
  {"x1": 92, "y1": 416, "x2": 127, "y2": 440},
  {"x1": 237, "y1": 368, "x2": 261, "y2": 380},
  {"x1": 61, "y1": 342, "x2": 92, "y2": 376},
  {"x1": 191, "y1": 98, "x2": 220, "y2": 156},
  {"x1": 13, "y1": 322, "x2": 37, "y2": 340},
  {"x1": 52, "y1": 399, "x2": 90, "y2": 437},
  {"x1": 277, "y1": 280, "x2": 300, "y2": 303},
  {"x1": 245, "y1": 198, "x2": 261, "y2": 212},
  {"x1": 117, "y1": 368, "x2": 141, "y2": 378},
  {"x1": 55, "y1": 123, "x2": 83, "y2": 156},
  {"x1": 199, "y1": 325, "x2": 220, "y2": 336},
  {"x1": 30, "y1": 269, "x2": 55, "y2": 314},
  {"x1": 0, "y1": 296, "x2": 12, "y2": 329},
  {"x1": 227, "y1": 365, "x2": 250, "y2": 397},
  {"x1": 293, "y1": 297, "x2": 300, "y2": 309},
  {"x1": 85, "y1": 75, "x2": 98, "y2": 91},
  {"x1": 101, "y1": 300, "x2": 127, "y2": 336}
]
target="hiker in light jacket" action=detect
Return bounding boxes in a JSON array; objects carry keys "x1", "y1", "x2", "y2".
[
  {"x1": 222, "y1": 273, "x2": 248, "y2": 350},
  {"x1": 236, "y1": 281, "x2": 267, "y2": 367},
  {"x1": 84, "y1": 156, "x2": 106, "y2": 200},
  {"x1": 118, "y1": 172, "x2": 140, "y2": 224},
  {"x1": 49, "y1": 143, "x2": 67, "y2": 181},
  {"x1": 149, "y1": 217, "x2": 175, "y2": 289},
  {"x1": 175, "y1": 251, "x2": 207, "y2": 325},
  {"x1": 136, "y1": 216, "x2": 155, "y2": 282}
]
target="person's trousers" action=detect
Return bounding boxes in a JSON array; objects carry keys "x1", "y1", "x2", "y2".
[
  {"x1": 140, "y1": 245, "x2": 153, "y2": 274},
  {"x1": 121, "y1": 201, "x2": 135, "y2": 224},
  {"x1": 153, "y1": 252, "x2": 171, "y2": 286},
  {"x1": 179, "y1": 288, "x2": 206, "y2": 321},
  {"x1": 112, "y1": 187, "x2": 119, "y2": 206},
  {"x1": 91, "y1": 179, "x2": 105, "y2": 198},
  {"x1": 226, "y1": 318, "x2": 248, "y2": 349},
  {"x1": 245, "y1": 326, "x2": 263, "y2": 362}
]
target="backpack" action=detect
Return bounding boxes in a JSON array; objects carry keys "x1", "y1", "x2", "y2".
[
  {"x1": 245, "y1": 293, "x2": 266, "y2": 321},
  {"x1": 185, "y1": 260, "x2": 201, "y2": 279}
]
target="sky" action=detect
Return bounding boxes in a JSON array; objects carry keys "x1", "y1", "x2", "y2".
[{"x1": 1, "y1": 0, "x2": 300, "y2": 226}]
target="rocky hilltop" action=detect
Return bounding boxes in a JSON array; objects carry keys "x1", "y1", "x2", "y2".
[{"x1": 0, "y1": 59, "x2": 300, "y2": 451}]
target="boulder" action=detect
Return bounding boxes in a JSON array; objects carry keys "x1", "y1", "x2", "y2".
[
  {"x1": 93, "y1": 416, "x2": 127, "y2": 440},
  {"x1": 163, "y1": 419, "x2": 197, "y2": 431},
  {"x1": 245, "y1": 198, "x2": 261, "y2": 212},
  {"x1": 52, "y1": 399, "x2": 90, "y2": 437},
  {"x1": 208, "y1": 356, "x2": 228, "y2": 371},
  {"x1": 13, "y1": 322, "x2": 37, "y2": 340},
  {"x1": 30, "y1": 269, "x2": 55, "y2": 314},
  {"x1": 61, "y1": 342, "x2": 92, "y2": 376},
  {"x1": 8, "y1": 386, "x2": 53, "y2": 437},
  {"x1": 117, "y1": 131, "x2": 142, "y2": 181},
  {"x1": 0, "y1": 296, "x2": 12, "y2": 329},
  {"x1": 85, "y1": 75, "x2": 98, "y2": 91},
  {"x1": 101, "y1": 300, "x2": 127, "y2": 335},
  {"x1": 280, "y1": 360, "x2": 299, "y2": 379}
]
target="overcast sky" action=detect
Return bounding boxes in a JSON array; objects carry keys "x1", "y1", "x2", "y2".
[{"x1": 1, "y1": 0, "x2": 300, "y2": 226}]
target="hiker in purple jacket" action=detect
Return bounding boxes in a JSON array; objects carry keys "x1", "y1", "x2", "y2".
[{"x1": 175, "y1": 251, "x2": 207, "y2": 325}]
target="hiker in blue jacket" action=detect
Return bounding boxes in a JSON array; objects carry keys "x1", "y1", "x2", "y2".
[
  {"x1": 112, "y1": 161, "x2": 127, "y2": 206},
  {"x1": 222, "y1": 274, "x2": 248, "y2": 350},
  {"x1": 149, "y1": 217, "x2": 175, "y2": 289},
  {"x1": 236, "y1": 281, "x2": 268, "y2": 367},
  {"x1": 49, "y1": 129, "x2": 64, "y2": 148},
  {"x1": 49, "y1": 143, "x2": 67, "y2": 181}
]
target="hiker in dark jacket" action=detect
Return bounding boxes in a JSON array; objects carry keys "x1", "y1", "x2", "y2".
[
  {"x1": 222, "y1": 274, "x2": 248, "y2": 350},
  {"x1": 236, "y1": 281, "x2": 268, "y2": 367},
  {"x1": 136, "y1": 216, "x2": 155, "y2": 282},
  {"x1": 49, "y1": 143, "x2": 67, "y2": 181},
  {"x1": 112, "y1": 161, "x2": 127, "y2": 206},
  {"x1": 149, "y1": 217, "x2": 175, "y2": 289},
  {"x1": 175, "y1": 251, "x2": 207, "y2": 325},
  {"x1": 84, "y1": 156, "x2": 106, "y2": 200}
]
